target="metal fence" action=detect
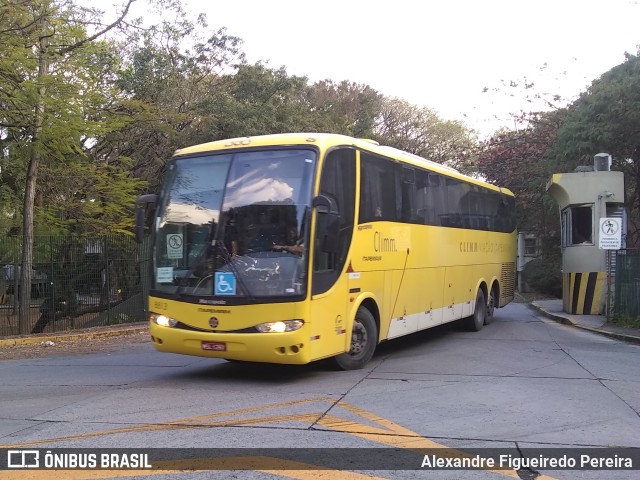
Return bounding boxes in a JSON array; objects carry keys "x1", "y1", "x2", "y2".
[
  {"x1": 0, "y1": 236, "x2": 152, "y2": 337},
  {"x1": 613, "y1": 249, "x2": 640, "y2": 319}
]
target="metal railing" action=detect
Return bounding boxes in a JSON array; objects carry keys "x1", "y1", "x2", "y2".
[
  {"x1": 613, "y1": 249, "x2": 640, "y2": 320},
  {"x1": 0, "y1": 236, "x2": 152, "y2": 337}
]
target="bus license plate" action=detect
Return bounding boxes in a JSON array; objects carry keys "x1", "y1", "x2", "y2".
[{"x1": 202, "y1": 341, "x2": 226, "y2": 352}]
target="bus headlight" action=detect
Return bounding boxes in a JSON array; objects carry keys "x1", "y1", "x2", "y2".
[
  {"x1": 150, "y1": 313, "x2": 178, "y2": 328},
  {"x1": 255, "y1": 320, "x2": 304, "y2": 333}
]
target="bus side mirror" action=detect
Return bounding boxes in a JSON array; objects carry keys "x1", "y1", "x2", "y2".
[
  {"x1": 312, "y1": 194, "x2": 339, "y2": 215},
  {"x1": 134, "y1": 194, "x2": 158, "y2": 244},
  {"x1": 312, "y1": 195, "x2": 340, "y2": 253}
]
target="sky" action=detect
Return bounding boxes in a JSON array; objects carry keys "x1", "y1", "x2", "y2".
[{"x1": 141, "y1": 0, "x2": 639, "y2": 136}]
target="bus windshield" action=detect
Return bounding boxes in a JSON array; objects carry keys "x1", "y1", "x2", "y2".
[{"x1": 154, "y1": 148, "x2": 317, "y2": 299}]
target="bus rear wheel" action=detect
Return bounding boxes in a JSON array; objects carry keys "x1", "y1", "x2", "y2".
[
  {"x1": 485, "y1": 288, "x2": 497, "y2": 325},
  {"x1": 333, "y1": 307, "x2": 377, "y2": 370},
  {"x1": 465, "y1": 289, "x2": 486, "y2": 331}
]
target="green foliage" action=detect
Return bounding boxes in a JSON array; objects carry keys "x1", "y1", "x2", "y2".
[
  {"x1": 104, "y1": 17, "x2": 246, "y2": 192},
  {"x1": 196, "y1": 64, "x2": 324, "y2": 139},
  {"x1": 305, "y1": 79, "x2": 383, "y2": 137},
  {"x1": 553, "y1": 53, "x2": 640, "y2": 164},
  {"x1": 372, "y1": 97, "x2": 478, "y2": 171},
  {"x1": 0, "y1": 0, "x2": 143, "y2": 237},
  {"x1": 476, "y1": 51, "x2": 640, "y2": 251},
  {"x1": 475, "y1": 111, "x2": 567, "y2": 256},
  {"x1": 37, "y1": 158, "x2": 147, "y2": 235},
  {"x1": 523, "y1": 257, "x2": 562, "y2": 298},
  {"x1": 552, "y1": 52, "x2": 640, "y2": 247},
  {"x1": 612, "y1": 314, "x2": 640, "y2": 329}
]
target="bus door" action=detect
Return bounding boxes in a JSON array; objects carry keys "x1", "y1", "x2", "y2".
[{"x1": 308, "y1": 148, "x2": 356, "y2": 359}]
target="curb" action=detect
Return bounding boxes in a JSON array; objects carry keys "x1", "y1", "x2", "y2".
[
  {"x1": 0, "y1": 323, "x2": 148, "y2": 347},
  {"x1": 529, "y1": 303, "x2": 640, "y2": 346}
]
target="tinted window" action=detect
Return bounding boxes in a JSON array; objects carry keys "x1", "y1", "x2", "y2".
[
  {"x1": 360, "y1": 152, "x2": 398, "y2": 223},
  {"x1": 358, "y1": 150, "x2": 515, "y2": 233}
]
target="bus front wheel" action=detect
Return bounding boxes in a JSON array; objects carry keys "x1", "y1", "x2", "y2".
[
  {"x1": 465, "y1": 289, "x2": 486, "y2": 331},
  {"x1": 334, "y1": 307, "x2": 377, "y2": 370}
]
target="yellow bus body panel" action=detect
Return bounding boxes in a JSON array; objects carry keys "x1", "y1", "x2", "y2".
[{"x1": 347, "y1": 222, "x2": 515, "y2": 340}]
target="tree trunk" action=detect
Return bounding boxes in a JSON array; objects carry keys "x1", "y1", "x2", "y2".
[{"x1": 18, "y1": 24, "x2": 49, "y2": 334}]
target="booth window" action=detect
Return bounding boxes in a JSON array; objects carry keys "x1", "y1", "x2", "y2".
[
  {"x1": 524, "y1": 237, "x2": 537, "y2": 256},
  {"x1": 561, "y1": 205, "x2": 593, "y2": 246}
]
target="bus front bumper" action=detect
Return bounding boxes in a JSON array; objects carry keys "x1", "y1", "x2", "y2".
[{"x1": 149, "y1": 322, "x2": 312, "y2": 365}]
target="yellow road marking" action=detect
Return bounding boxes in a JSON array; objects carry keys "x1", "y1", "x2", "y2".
[
  {"x1": 1, "y1": 397, "x2": 558, "y2": 480},
  {"x1": 3, "y1": 397, "x2": 335, "y2": 449}
]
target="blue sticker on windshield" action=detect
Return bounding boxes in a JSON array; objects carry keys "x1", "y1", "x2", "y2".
[{"x1": 215, "y1": 272, "x2": 236, "y2": 295}]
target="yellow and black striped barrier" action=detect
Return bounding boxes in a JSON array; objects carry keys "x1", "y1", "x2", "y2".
[{"x1": 562, "y1": 272, "x2": 605, "y2": 315}]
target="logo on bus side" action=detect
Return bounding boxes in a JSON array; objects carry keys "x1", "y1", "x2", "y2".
[
  {"x1": 374, "y1": 231, "x2": 397, "y2": 253},
  {"x1": 460, "y1": 241, "x2": 510, "y2": 253},
  {"x1": 460, "y1": 241, "x2": 478, "y2": 253}
]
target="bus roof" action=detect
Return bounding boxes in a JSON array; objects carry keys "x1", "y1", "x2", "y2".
[{"x1": 174, "y1": 133, "x2": 514, "y2": 197}]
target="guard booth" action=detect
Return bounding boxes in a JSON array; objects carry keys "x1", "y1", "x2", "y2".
[{"x1": 546, "y1": 154, "x2": 625, "y2": 315}]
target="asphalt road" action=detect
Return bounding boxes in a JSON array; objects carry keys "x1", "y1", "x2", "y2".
[{"x1": 1, "y1": 302, "x2": 639, "y2": 479}]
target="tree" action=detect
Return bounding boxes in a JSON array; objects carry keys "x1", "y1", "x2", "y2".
[
  {"x1": 103, "y1": 13, "x2": 245, "y2": 192},
  {"x1": 551, "y1": 52, "x2": 640, "y2": 246},
  {"x1": 372, "y1": 97, "x2": 478, "y2": 172},
  {"x1": 36, "y1": 158, "x2": 146, "y2": 235},
  {"x1": 476, "y1": 110, "x2": 567, "y2": 258},
  {"x1": 197, "y1": 64, "x2": 319, "y2": 139},
  {"x1": 0, "y1": 0, "x2": 136, "y2": 333},
  {"x1": 305, "y1": 79, "x2": 382, "y2": 137},
  {"x1": 478, "y1": 52, "x2": 640, "y2": 248}
]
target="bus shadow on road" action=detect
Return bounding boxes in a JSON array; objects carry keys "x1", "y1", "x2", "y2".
[
  {"x1": 166, "y1": 357, "x2": 338, "y2": 383},
  {"x1": 373, "y1": 322, "x2": 459, "y2": 358},
  {"x1": 160, "y1": 319, "x2": 491, "y2": 383}
]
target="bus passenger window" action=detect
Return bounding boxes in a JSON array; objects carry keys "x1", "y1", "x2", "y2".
[
  {"x1": 359, "y1": 152, "x2": 397, "y2": 223},
  {"x1": 400, "y1": 166, "x2": 416, "y2": 223}
]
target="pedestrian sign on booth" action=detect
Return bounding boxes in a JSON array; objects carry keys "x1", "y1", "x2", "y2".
[{"x1": 599, "y1": 217, "x2": 621, "y2": 250}]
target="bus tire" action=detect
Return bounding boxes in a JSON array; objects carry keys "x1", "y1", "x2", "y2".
[
  {"x1": 333, "y1": 307, "x2": 377, "y2": 370},
  {"x1": 485, "y1": 288, "x2": 497, "y2": 325},
  {"x1": 465, "y1": 289, "x2": 486, "y2": 331}
]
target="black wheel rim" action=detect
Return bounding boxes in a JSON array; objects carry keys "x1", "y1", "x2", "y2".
[{"x1": 349, "y1": 319, "x2": 368, "y2": 357}]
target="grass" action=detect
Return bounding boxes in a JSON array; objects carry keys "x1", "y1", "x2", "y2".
[{"x1": 612, "y1": 314, "x2": 640, "y2": 329}]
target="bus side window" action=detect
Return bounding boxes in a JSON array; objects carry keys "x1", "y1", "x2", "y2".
[
  {"x1": 400, "y1": 166, "x2": 416, "y2": 223},
  {"x1": 359, "y1": 152, "x2": 397, "y2": 223}
]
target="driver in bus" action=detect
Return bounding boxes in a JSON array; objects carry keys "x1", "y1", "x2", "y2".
[{"x1": 273, "y1": 225, "x2": 304, "y2": 256}]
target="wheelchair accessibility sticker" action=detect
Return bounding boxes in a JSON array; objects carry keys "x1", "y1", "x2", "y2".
[{"x1": 215, "y1": 272, "x2": 236, "y2": 295}]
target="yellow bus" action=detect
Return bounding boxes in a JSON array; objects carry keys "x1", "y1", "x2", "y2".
[{"x1": 136, "y1": 133, "x2": 516, "y2": 369}]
